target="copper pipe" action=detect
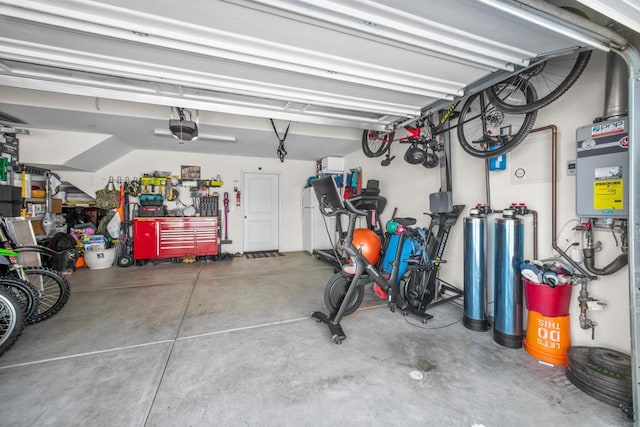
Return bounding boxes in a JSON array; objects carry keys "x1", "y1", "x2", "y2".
[{"x1": 528, "y1": 125, "x2": 597, "y2": 279}]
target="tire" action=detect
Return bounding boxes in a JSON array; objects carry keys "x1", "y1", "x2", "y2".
[
  {"x1": 0, "y1": 285, "x2": 25, "y2": 357},
  {"x1": 0, "y1": 277, "x2": 40, "y2": 322},
  {"x1": 118, "y1": 255, "x2": 133, "y2": 268},
  {"x1": 589, "y1": 347, "x2": 631, "y2": 375},
  {"x1": 457, "y1": 86, "x2": 537, "y2": 159},
  {"x1": 323, "y1": 272, "x2": 364, "y2": 316},
  {"x1": 487, "y1": 50, "x2": 592, "y2": 114},
  {"x1": 20, "y1": 267, "x2": 71, "y2": 324},
  {"x1": 362, "y1": 130, "x2": 394, "y2": 158}
]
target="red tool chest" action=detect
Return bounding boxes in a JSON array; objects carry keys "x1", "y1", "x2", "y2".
[{"x1": 133, "y1": 217, "x2": 218, "y2": 261}]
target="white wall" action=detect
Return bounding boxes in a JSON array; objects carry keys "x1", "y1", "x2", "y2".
[
  {"x1": 53, "y1": 150, "x2": 316, "y2": 254},
  {"x1": 345, "y1": 51, "x2": 631, "y2": 352},
  {"x1": 16, "y1": 50, "x2": 631, "y2": 351}
]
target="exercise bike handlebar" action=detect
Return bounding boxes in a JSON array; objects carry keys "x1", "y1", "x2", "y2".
[
  {"x1": 318, "y1": 197, "x2": 368, "y2": 218},
  {"x1": 343, "y1": 198, "x2": 369, "y2": 217}
]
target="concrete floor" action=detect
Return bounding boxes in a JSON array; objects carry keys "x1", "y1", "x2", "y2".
[{"x1": 0, "y1": 251, "x2": 631, "y2": 426}]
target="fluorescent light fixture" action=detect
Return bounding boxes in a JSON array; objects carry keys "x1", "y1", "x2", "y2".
[{"x1": 153, "y1": 129, "x2": 236, "y2": 142}]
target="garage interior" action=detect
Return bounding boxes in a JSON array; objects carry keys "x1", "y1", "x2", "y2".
[{"x1": 0, "y1": 0, "x2": 639, "y2": 425}]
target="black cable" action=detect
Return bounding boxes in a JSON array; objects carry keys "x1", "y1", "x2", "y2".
[
  {"x1": 402, "y1": 314, "x2": 462, "y2": 330},
  {"x1": 321, "y1": 212, "x2": 343, "y2": 267}
]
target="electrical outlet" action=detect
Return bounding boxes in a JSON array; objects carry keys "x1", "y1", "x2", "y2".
[{"x1": 567, "y1": 160, "x2": 576, "y2": 176}]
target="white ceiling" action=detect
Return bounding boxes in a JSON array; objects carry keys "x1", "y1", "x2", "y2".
[{"x1": 0, "y1": 0, "x2": 620, "y2": 169}]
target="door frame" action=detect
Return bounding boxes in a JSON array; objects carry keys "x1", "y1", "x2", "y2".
[{"x1": 242, "y1": 170, "x2": 281, "y2": 253}]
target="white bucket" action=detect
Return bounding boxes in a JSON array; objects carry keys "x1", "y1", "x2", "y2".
[{"x1": 84, "y1": 247, "x2": 117, "y2": 269}]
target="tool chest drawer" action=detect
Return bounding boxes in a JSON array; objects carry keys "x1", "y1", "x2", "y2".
[{"x1": 133, "y1": 217, "x2": 218, "y2": 261}]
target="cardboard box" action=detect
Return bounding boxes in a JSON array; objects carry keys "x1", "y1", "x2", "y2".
[
  {"x1": 27, "y1": 198, "x2": 63, "y2": 215},
  {"x1": 31, "y1": 219, "x2": 44, "y2": 236},
  {"x1": 51, "y1": 198, "x2": 62, "y2": 214},
  {"x1": 321, "y1": 156, "x2": 344, "y2": 173}
]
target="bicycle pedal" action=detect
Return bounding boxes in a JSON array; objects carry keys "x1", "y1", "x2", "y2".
[{"x1": 373, "y1": 284, "x2": 388, "y2": 300}]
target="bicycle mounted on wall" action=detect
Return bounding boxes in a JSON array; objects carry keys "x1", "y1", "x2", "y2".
[{"x1": 362, "y1": 47, "x2": 592, "y2": 164}]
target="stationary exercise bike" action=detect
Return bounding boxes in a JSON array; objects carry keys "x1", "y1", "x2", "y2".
[{"x1": 311, "y1": 176, "x2": 460, "y2": 344}]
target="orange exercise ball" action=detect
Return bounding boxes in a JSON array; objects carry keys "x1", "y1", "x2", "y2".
[{"x1": 352, "y1": 228, "x2": 381, "y2": 265}]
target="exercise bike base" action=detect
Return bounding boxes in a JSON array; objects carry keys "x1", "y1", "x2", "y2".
[
  {"x1": 311, "y1": 311, "x2": 346, "y2": 344},
  {"x1": 402, "y1": 307, "x2": 434, "y2": 323}
]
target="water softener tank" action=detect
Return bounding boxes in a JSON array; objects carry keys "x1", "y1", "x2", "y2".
[
  {"x1": 493, "y1": 211, "x2": 524, "y2": 348},
  {"x1": 463, "y1": 207, "x2": 488, "y2": 331}
]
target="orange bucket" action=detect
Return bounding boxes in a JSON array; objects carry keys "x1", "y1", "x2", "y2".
[{"x1": 524, "y1": 310, "x2": 571, "y2": 366}]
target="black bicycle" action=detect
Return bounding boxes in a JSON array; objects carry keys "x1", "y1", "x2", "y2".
[
  {"x1": 486, "y1": 49, "x2": 592, "y2": 114},
  {"x1": 363, "y1": 81, "x2": 538, "y2": 160},
  {"x1": 363, "y1": 47, "x2": 590, "y2": 160}
]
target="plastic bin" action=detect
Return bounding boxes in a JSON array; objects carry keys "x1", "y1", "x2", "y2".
[{"x1": 84, "y1": 247, "x2": 116, "y2": 269}]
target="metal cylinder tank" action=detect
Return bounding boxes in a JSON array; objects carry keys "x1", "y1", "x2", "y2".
[
  {"x1": 463, "y1": 210, "x2": 488, "y2": 331},
  {"x1": 493, "y1": 214, "x2": 524, "y2": 348}
]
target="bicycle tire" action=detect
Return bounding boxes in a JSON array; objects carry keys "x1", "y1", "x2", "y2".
[
  {"x1": 457, "y1": 86, "x2": 537, "y2": 159},
  {"x1": 20, "y1": 267, "x2": 71, "y2": 324},
  {"x1": 0, "y1": 277, "x2": 39, "y2": 321},
  {"x1": 362, "y1": 130, "x2": 395, "y2": 158},
  {"x1": 487, "y1": 50, "x2": 592, "y2": 114},
  {"x1": 0, "y1": 284, "x2": 25, "y2": 357},
  {"x1": 323, "y1": 272, "x2": 364, "y2": 316}
]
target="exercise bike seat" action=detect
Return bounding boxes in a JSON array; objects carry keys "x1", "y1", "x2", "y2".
[{"x1": 392, "y1": 217, "x2": 416, "y2": 227}]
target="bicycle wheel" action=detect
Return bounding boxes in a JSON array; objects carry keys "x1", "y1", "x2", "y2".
[
  {"x1": 400, "y1": 268, "x2": 436, "y2": 311},
  {"x1": 362, "y1": 130, "x2": 394, "y2": 158},
  {"x1": 0, "y1": 277, "x2": 39, "y2": 321},
  {"x1": 0, "y1": 285, "x2": 25, "y2": 356},
  {"x1": 323, "y1": 272, "x2": 364, "y2": 316},
  {"x1": 21, "y1": 267, "x2": 71, "y2": 324},
  {"x1": 487, "y1": 50, "x2": 592, "y2": 114},
  {"x1": 457, "y1": 86, "x2": 537, "y2": 159}
]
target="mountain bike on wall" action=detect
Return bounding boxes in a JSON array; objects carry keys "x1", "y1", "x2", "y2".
[
  {"x1": 486, "y1": 49, "x2": 592, "y2": 114},
  {"x1": 363, "y1": 48, "x2": 591, "y2": 160},
  {"x1": 363, "y1": 81, "x2": 538, "y2": 160}
]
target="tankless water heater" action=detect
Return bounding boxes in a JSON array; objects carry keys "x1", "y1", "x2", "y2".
[{"x1": 575, "y1": 117, "x2": 629, "y2": 218}]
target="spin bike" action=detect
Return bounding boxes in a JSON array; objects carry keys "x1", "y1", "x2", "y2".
[{"x1": 311, "y1": 176, "x2": 460, "y2": 344}]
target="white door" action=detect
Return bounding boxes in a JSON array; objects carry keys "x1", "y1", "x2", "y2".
[{"x1": 243, "y1": 172, "x2": 279, "y2": 252}]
